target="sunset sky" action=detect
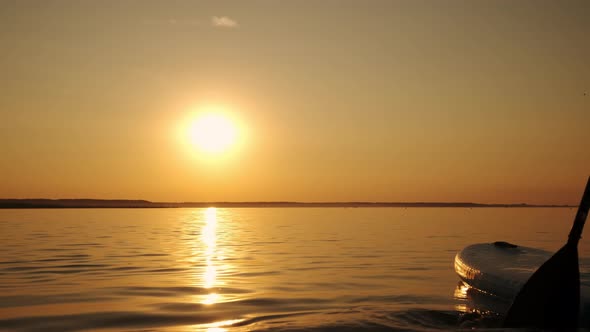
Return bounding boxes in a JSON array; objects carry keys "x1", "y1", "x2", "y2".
[{"x1": 1, "y1": 1, "x2": 589, "y2": 204}]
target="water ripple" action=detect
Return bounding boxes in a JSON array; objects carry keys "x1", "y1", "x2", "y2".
[{"x1": 0, "y1": 207, "x2": 586, "y2": 331}]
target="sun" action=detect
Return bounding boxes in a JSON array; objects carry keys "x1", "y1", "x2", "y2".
[
  {"x1": 178, "y1": 104, "x2": 246, "y2": 161},
  {"x1": 187, "y1": 111, "x2": 238, "y2": 155}
]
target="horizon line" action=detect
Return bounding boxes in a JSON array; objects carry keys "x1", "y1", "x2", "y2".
[{"x1": 0, "y1": 198, "x2": 577, "y2": 208}]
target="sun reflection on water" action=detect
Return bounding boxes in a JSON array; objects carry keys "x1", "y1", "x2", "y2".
[
  {"x1": 188, "y1": 207, "x2": 242, "y2": 329},
  {"x1": 202, "y1": 292, "x2": 220, "y2": 305},
  {"x1": 454, "y1": 281, "x2": 471, "y2": 313},
  {"x1": 201, "y1": 207, "x2": 220, "y2": 304},
  {"x1": 202, "y1": 318, "x2": 245, "y2": 332},
  {"x1": 203, "y1": 208, "x2": 217, "y2": 289}
]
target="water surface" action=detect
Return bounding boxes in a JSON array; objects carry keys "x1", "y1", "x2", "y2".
[{"x1": 0, "y1": 207, "x2": 586, "y2": 331}]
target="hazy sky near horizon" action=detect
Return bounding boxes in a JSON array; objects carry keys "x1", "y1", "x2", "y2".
[{"x1": 1, "y1": 1, "x2": 589, "y2": 204}]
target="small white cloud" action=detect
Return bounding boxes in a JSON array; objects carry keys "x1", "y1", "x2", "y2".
[{"x1": 211, "y1": 16, "x2": 238, "y2": 28}]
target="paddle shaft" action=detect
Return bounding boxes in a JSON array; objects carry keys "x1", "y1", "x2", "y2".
[{"x1": 567, "y1": 176, "x2": 590, "y2": 247}]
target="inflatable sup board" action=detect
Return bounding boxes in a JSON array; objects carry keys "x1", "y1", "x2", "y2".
[
  {"x1": 455, "y1": 241, "x2": 552, "y2": 299},
  {"x1": 456, "y1": 177, "x2": 590, "y2": 328},
  {"x1": 455, "y1": 242, "x2": 590, "y2": 315}
]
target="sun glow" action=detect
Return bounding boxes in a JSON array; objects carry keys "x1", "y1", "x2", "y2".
[
  {"x1": 190, "y1": 113, "x2": 236, "y2": 153},
  {"x1": 177, "y1": 104, "x2": 249, "y2": 165},
  {"x1": 186, "y1": 108, "x2": 239, "y2": 155}
]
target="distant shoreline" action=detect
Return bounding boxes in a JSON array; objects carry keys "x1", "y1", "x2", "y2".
[{"x1": 0, "y1": 199, "x2": 575, "y2": 209}]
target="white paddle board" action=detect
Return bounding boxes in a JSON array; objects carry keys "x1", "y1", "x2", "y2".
[
  {"x1": 455, "y1": 242, "x2": 590, "y2": 326},
  {"x1": 455, "y1": 242, "x2": 590, "y2": 319},
  {"x1": 455, "y1": 242, "x2": 552, "y2": 299}
]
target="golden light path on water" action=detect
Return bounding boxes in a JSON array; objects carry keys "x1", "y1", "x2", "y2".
[
  {"x1": 196, "y1": 207, "x2": 245, "y2": 331},
  {"x1": 202, "y1": 207, "x2": 219, "y2": 304}
]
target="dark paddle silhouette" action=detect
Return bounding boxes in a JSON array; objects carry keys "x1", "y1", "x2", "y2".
[{"x1": 503, "y1": 176, "x2": 590, "y2": 328}]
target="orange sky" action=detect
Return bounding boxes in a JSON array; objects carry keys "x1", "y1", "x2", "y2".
[{"x1": 1, "y1": 1, "x2": 589, "y2": 204}]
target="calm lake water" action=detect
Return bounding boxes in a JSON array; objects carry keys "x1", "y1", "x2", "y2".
[{"x1": 0, "y1": 207, "x2": 588, "y2": 332}]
